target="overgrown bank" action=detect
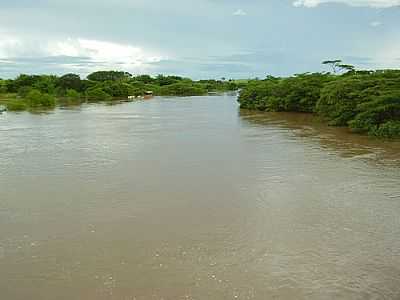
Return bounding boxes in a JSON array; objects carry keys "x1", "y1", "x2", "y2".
[
  {"x1": 0, "y1": 71, "x2": 242, "y2": 112},
  {"x1": 238, "y1": 66, "x2": 400, "y2": 138}
]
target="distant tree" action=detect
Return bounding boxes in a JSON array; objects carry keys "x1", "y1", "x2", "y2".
[
  {"x1": 337, "y1": 64, "x2": 355, "y2": 73},
  {"x1": 322, "y1": 60, "x2": 356, "y2": 74},
  {"x1": 87, "y1": 71, "x2": 132, "y2": 82},
  {"x1": 26, "y1": 89, "x2": 56, "y2": 108},
  {"x1": 5, "y1": 80, "x2": 18, "y2": 93},
  {"x1": 15, "y1": 74, "x2": 41, "y2": 87},
  {"x1": 265, "y1": 75, "x2": 278, "y2": 81},
  {"x1": 85, "y1": 88, "x2": 112, "y2": 101},
  {"x1": 66, "y1": 89, "x2": 81, "y2": 99},
  {"x1": 102, "y1": 81, "x2": 134, "y2": 97},
  {"x1": 7, "y1": 74, "x2": 42, "y2": 92},
  {"x1": 133, "y1": 75, "x2": 155, "y2": 84},
  {"x1": 18, "y1": 86, "x2": 33, "y2": 98},
  {"x1": 159, "y1": 82, "x2": 206, "y2": 96},
  {"x1": 80, "y1": 79, "x2": 95, "y2": 91},
  {"x1": 155, "y1": 74, "x2": 183, "y2": 86},
  {"x1": 57, "y1": 74, "x2": 82, "y2": 91},
  {"x1": 322, "y1": 60, "x2": 343, "y2": 74},
  {"x1": 33, "y1": 75, "x2": 57, "y2": 94}
]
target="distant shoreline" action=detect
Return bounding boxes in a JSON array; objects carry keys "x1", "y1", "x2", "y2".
[{"x1": 0, "y1": 71, "x2": 244, "y2": 112}]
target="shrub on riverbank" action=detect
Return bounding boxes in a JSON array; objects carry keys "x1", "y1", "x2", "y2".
[
  {"x1": 368, "y1": 121, "x2": 400, "y2": 138},
  {"x1": 159, "y1": 82, "x2": 207, "y2": 96},
  {"x1": 26, "y1": 89, "x2": 56, "y2": 108},
  {"x1": 85, "y1": 88, "x2": 112, "y2": 101},
  {"x1": 238, "y1": 68, "x2": 400, "y2": 138},
  {"x1": 6, "y1": 100, "x2": 27, "y2": 111},
  {"x1": 1, "y1": 90, "x2": 55, "y2": 111},
  {"x1": 348, "y1": 90, "x2": 400, "y2": 137},
  {"x1": 66, "y1": 89, "x2": 81, "y2": 100},
  {"x1": 58, "y1": 89, "x2": 83, "y2": 105}
]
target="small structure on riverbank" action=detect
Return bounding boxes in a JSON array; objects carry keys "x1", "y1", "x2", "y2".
[
  {"x1": 0, "y1": 105, "x2": 7, "y2": 114},
  {"x1": 127, "y1": 91, "x2": 153, "y2": 100},
  {"x1": 144, "y1": 91, "x2": 153, "y2": 99}
]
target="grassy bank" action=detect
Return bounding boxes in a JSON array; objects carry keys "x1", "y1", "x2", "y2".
[
  {"x1": 0, "y1": 91, "x2": 55, "y2": 112},
  {"x1": 0, "y1": 94, "x2": 27, "y2": 111}
]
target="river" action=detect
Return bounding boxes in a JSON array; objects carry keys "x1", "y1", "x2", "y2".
[{"x1": 1, "y1": 95, "x2": 400, "y2": 299}]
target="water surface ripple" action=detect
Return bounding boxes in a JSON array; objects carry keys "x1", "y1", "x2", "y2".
[{"x1": 1, "y1": 96, "x2": 400, "y2": 300}]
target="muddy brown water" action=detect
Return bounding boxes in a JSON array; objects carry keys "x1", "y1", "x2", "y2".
[{"x1": 1, "y1": 95, "x2": 400, "y2": 300}]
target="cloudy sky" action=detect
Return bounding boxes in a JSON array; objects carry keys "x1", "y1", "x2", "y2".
[{"x1": 0, "y1": 0, "x2": 399, "y2": 79}]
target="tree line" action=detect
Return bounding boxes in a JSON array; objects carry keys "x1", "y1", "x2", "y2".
[
  {"x1": 0, "y1": 71, "x2": 240, "y2": 111},
  {"x1": 238, "y1": 61, "x2": 400, "y2": 138}
]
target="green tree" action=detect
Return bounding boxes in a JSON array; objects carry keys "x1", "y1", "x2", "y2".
[
  {"x1": 133, "y1": 75, "x2": 155, "y2": 84},
  {"x1": 66, "y1": 89, "x2": 81, "y2": 99},
  {"x1": 26, "y1": 89, "x2": 56, "y2": 108},
  {"x1": 57, "y1": 74, "x2": 82, "y2": 92},
  {"x1": 33, "y1": 75, "x2": 57, "y2": 94},
  {"x1": 322, "y1": 59, "x2": 343, "y2": 74},
  {"x1": 159, "y1": 82, "x2": 206, "y2": 96},
  {"x1": 155, "y1": 75, "x2": 184, "y2": 86},
  {"x1": 87, "y1": 71, "x2": 132, "y2": 82},
  {"x1": 86, "y1": 88, "x2": 112, "y2": 101},
  {"x1": 322, "y1": 60, "x2": 355, "y2": 74}
]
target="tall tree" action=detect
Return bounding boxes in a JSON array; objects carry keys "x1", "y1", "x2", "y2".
[{"x1": 322, "y1": 60, "x2": 342, "y2": 74}]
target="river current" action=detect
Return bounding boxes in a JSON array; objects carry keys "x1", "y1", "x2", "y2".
[{"x1": 1, "y1": 95, "x2": 400, "y2": 299}]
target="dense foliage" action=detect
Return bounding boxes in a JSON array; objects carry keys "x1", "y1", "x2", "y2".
[
  {"x1": 159, "y1": 82, "x2": 206, "y2": 96},
  {"x1": 238, "y1": 68, "x2": 400, "y2": 138},
  {"x1": 25, "y1": 89, "x2": 56, "y2": 108},
  {"x1": 0, "y1": 71, "x2": 239, "y2": 112},
  {"x1": 239, "y1": 73, "x2": 334, "y2": 113},
  {"x1": 87, "y1": 71, "x2": 132, "y2": 82}
]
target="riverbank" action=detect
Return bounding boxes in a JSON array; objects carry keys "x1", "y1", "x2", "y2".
[
  {"x1": 2, "y1": 68, "x2": 399, "y2": 139},
  {"x1": 0, "y1": 72, "x2": 243, "y2": 112},
  {"x1": 238, "y1": 70, "x2": 400, "y2": 138}
]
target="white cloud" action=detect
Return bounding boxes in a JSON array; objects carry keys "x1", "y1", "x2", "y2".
[
  {"x1": 233, "y1": 9, "x2": 247, "y2": 16},
  {"x1": 293, "y1": 0, "x2": 400, "y2": 8},
  {"x1": 0, "y1": 33, "x2": 164, "y2": 75},
  {"x1": 370, "y1": 21, "x2": 382, "y2": 26},
  {"x1": 375, "y1": 39, "x2": 400, "y2": 68},
  {"x1": 47, "y1": 38, "x2": 162, "y2": 66}
]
